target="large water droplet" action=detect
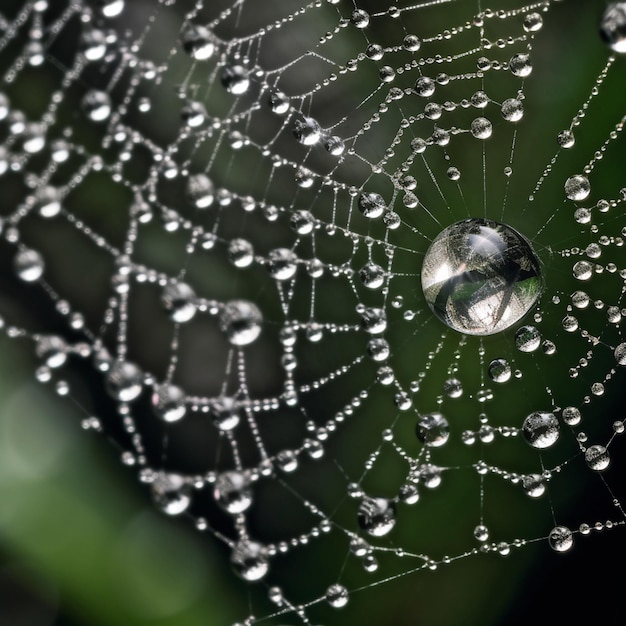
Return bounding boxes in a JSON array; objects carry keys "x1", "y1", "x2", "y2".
[
  {"x1": 416, "y1": 412, "x2": 450, "y2": 447},
  {"x1": 326, "y1": 583, "x2": 349, "y2": 608},
  {"x1": 221, "y1": 65, "x2": 250, "y2": 95},
  {"x1": 220, "y1": 300, "x2": 263, "y2": 346},
  {"x1": 600, "y1": 3, "x2": 626, "y2": 53},
  {"x1": 14, "y1": 248, "x2": 44, "y2": 282},
  {"x1": 82, "y1": 90, "x2": 112, "y2": 122},
  {"x1": 151, "y1": 473, "x2": 192, "y2": 515},
  {"x1": 421, "y1": 219, "x2": 543, "y2": 335},
  {"x1": 181, "y1": 24, "x2": 216, "y2": 60},
  {"x1": 522, "y1": 411, "x2": 560, "y2": 449},
  {"x1": 358, "y1": 497, "x2": 397, "y2": 537},
  {"x1": 231, "y1": 541, "x2": 269, "y2": 581},
  {"x1": 152, "y1": 383, "x2": 187, "y2": 422},
  {"x1": 548, "y1": 526, "x2": 573, "y2": 553},
  {"x1": 106, "y1": 360, "x2": 143, "y2": 402},
  {"x1": 584, "y1": 444, "x2": 611, "y2": 471},
  {"x1": 214, "y1": 471, "x2": 253, "y2": 514},
  {"x1": 161, "y1": 282, "x2": 197, "y2": 323}
]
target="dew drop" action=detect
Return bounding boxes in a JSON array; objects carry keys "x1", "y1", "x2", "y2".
[
  {"x1": 214, "y1": 471, "x2": 253, "y2": 514},
  {"x1": 522, "y1": 411, "x2": 560, "y2": 449},
  {"x1": 181, "y1": 25, "x2": 216, "y2": 60},
  {"x1": 421, "y1": 219, "x2": 543, "y2": 336},
  {"x1": 151, "y1": 473, "x2": 192, "y2": 515},
  {"x1": 220, "y1": 300, "x2": 263, "y2": 346},
  {"x1": 358, "y1": 497, "x2": 397, "y2": 537},
  {"x1": 565, "y1": 175, "x2": 591, "y2": 201},
  {"x1": 548, "y1": 526, "x2": 573, "y2": 553},
  {"x1": 515, "y1": 325, "x2": 541, "y2": 352},
  {"x1": 231, "y1": 540, "x2": 269, "y2": 581},
  {"x1": 152, "y1": 383, "x2": 187, "y2": 423},
  {"x1": 106, "y1": 360, "x2": 143, "y2": 402},
  {"x1": 416, "y1": 412, "x2": 450, "y2": 447},
  {"x1": 326, "y1": 584, "x2": 349, "y2": 608},
  {"x1": 488, "y1": 358, "x2": 512, "y2": 383},
  {"x1": 600, "y1": 3, "x2": 626, "y2": 53},
  {"x1": 82, "y1": 90, "x2": 112, "y2": 122},
  {"x1": 584, "y1": 444, "x2": 610, "y2": 471},
  {"x1": 14, "y1": 248, "x2": 44, "y2": 282},
  {"x1": 221, "y1": 65, "x2": 250, "y2": 95},
  {"x1": 161, "y1": 282, "x2": 197, "y2": 323}
]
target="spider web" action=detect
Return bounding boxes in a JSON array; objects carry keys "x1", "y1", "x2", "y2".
[{"x1": 0, "y1": 0, "x2": 625, "y2": 624}]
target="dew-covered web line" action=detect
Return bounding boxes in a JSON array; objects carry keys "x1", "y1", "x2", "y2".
[{"x1": 1, "y1": 1, "x2": 626, "y2": 625}]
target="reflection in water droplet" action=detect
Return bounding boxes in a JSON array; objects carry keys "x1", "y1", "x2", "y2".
[
  {"x1": 421, "y1": 219, "x2": 542, "y2": 336},
  {"x1": 358, "y1": 497, "x2": 397, "y2": 537},
  {"x1": 522, "y1": 411, "x2": 560, "y2": 449}
]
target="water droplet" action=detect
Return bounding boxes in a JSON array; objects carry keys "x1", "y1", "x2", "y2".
[
  {"x1": 221, "y1": 65, "x2": 250, "y2": 95},
  {"x1": 358, "y1": 497, "x2": 397, "y2": 537},
  {"x1": 358, "y1": 192, "x2": 386, "y2": 219},
  {"x1": 228, "y1": 238, "x2": 254, "y2": 268},
  {"x1": 151, "y1": 473, "x2": 192, "y2": 515},
  {"x1": 572, "y1": 260, "x2": 593, "y2": 281},
  {"x1": 515, "y1": 325, "x2": 541, "y2": 352},
  {"x1": 81, "y1": 28, "x2": 107, "y2": 61},
  {"x1": 185, "y1": 173, "x2": 215, "y2": 209},
  {"x1": 214, "y1": 471, "x2": 253, "y2": 514},
  {"x1": 14, "y1": 248, "x2": 44, "y2": 282},
  {"x1": 152, "y1": 383, "x2": 186, "y2": 422},
  {"x1": 82, "y1": 90, "x2": 112, "y2": 122},
  {"x1": 181, "y1": 25, "x2": 216, "y2": 60},
  {"x1": 181, "y1": 101, "x2": 207, "y2": 128},
  {"x1": 162, "y1": 282, "x2": 197, "y2": 323},
  {"x1": 470, "y1": 117, "x2": 492, "y2": 139},
  {"x1": 293, "y1": 116, "x2": 322, "y2": 145},
  {"x1": 106, "y1": 360, "x2": 143, "y2": 402},
  {"x1": 419, "y1": 464, "x2": 442, "y2": 488},
  {"x1": 548, "y1": 526, "x2": 573, "y2": 553},
  {"x1": 351, "y1": 9, "x2": 370, "y2": 28},
  {"x1": 488, "y1": 358, "x2": 512, "y2": 383},
  {"x1": 403, "y1": 34, "x2": 421, "y2": 52},
  {"x1": 584, "y1": 444, "x2": 610, "y2": 471},
  {"x1": 562, "y1": 406, "x2": 582, "y2": 426},
  {"x1": 35, "y1": 335, "x2": 67, "y2": 368},
  {"x1": 416, "y1": 412, "x2": 450, "y2": 447},
  {"x1": 34, "y1": 186, "x2": 61, "y2": 218},
  {"x1": 473, "y1": 525, "x2": 489, "y2": 542},
  {"x1": 558, "y1": 130, "x2": 575, "y2": 148},
  {"x1": 614, "y1": 342, "x2": 626, "y2": 365},
  {"x1": 99, "y1": 0, "x2": 125, "y2": 18},
  {"x1": 501, "y1": 98, "x2": 523, "y2": 122},
  {"x1": 522, "y1": 411, "x2": 560, "y2": 449},
  {"x1": 230, "y1": 540, "x2": 269, "y2": 581},
  {"x1": 443, "y1": 378, "x2": 463, "y2": 398},
  {"x1": 523, "y1": 12, "x2": 543, "y2": 32},
  {"x1": 326, "y1": 583, "x2": 349, "y2": 608},
  {"x1": 509, "y1": 53, "x2": 532, "y2": 77},
  {"x1": 267, "y1": 248, "x2": 298, "y2": 280},
  {"x1": 211, "y1": 396, "x2": 240, "y2": 431},
  {"x1": 220, "y1": 300, "x2": 263, "y2": 346},
  {"x1": 421, "y1": 219, "x2": 543, "y2": 336},
  {"x1": 600, "y1": 3, "x2": 626, "y2": 53},
  {"x1": 415, "y1": 76, "x2": 435, "y2": 97},
  {"x1": 565, "y1": 175, "x2": 591, "y2": 201},
  {"x1": 360, "y1": 262, "x2": 385, "y2": 289},
  {"x1": 522, "y1": 474, "x2": 546, "y2": 498},
  {"x1": 268, "y1": 90, "x2": 289, "y2": 115}
]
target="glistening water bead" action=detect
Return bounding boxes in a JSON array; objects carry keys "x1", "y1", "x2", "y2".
[{"x1": 421, "y1": 219, "x2": 543, "y2": 335}]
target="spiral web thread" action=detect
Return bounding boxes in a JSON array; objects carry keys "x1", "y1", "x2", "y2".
[{"x1": 1, "y1": 0, "x2": 626, "y2": 624}]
